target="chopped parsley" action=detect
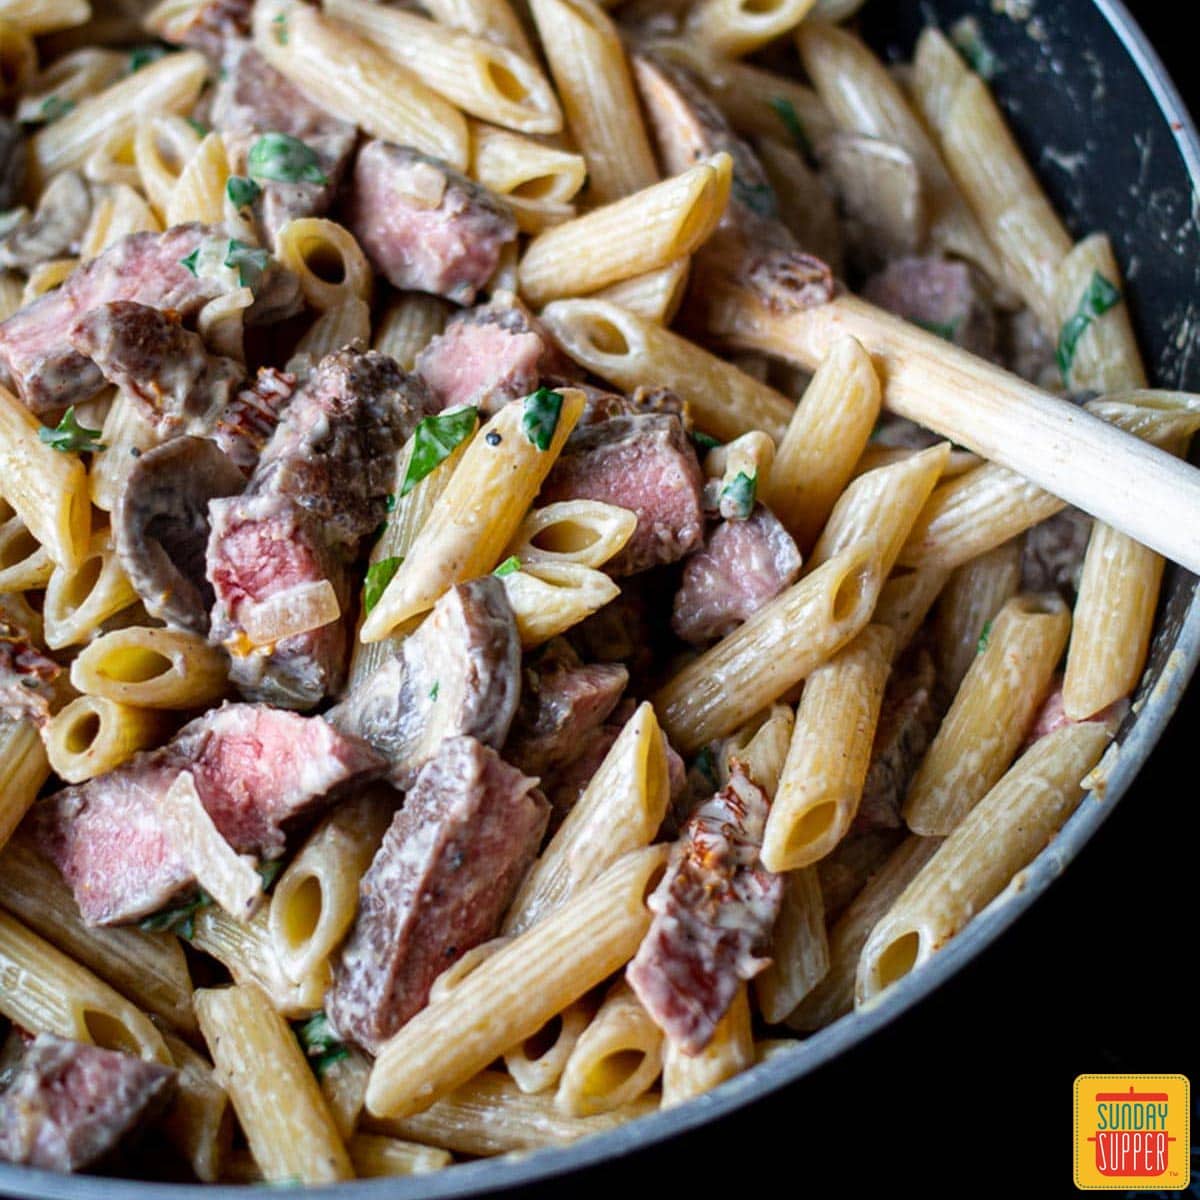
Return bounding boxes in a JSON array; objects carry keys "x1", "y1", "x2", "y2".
[
  {"x1": 185, "y1": 117, "x2": 209, "y2": 137},
  {"x1": 180, "y1": 248, "x2": 201, "y2": 276},
  {"x1": 139, "y1": 890, "x2": 212, "y2": 940},
  {"x1": 363, "y1": 556, "x2": 403, "y2": 614},
  {"x1": 399, "y1": 407, "x2": 478, "y2": 497},
  {"x1": 691, "y1": 430, "x2": 721, "y2": 453},
  {"x1": 493, "y1": 555, "x2": 521, "y2": 578},
  {"x1": 226, "y1": 176, "x2": 262, "y2": 210},
  {"x1": 39, "y1": 96, "x2": 75, "y2": 124},
  {"x1": 38, "y1": 407, "x2": 105, "y2": 454},
  {"x1": 977, "y1": 619, "x2": 993, "y2": 654},
  {"x1": 1056, "y1": 271, "x2": 1122, "y2": 383},
  {"x1": 914, "y1": 317, "x2": 960, "y2": 342},
  {"x1": 248, "y1": 132, "x2": 327, "y2": 186},
  {"x1": 294, "y1": 1013, "x2": 349, "y2": 1078},
  {"x1": 693, "y1": 745, "x2": 718, "y2": 788},
  {"x1": 521, "y1": 388, "x2": 564, "y2": 451},
  {"x1": 257, "y1": 858, "x2": 286, "y2": 891},
  {"x1": 731, "y1": 174, "x2": 777, "y2": 219},
  {"x1": 385, "y1": 492, "x2": 397, "y2": 513},
  {"x1": 720, "y1": 470, "x2": 757, "y2": 521},
  {"x1": 128, "y1": 45, "x2": 167, "y2": 73},
  {"x1": 767, "y1": 96, "x2": 812, "y2": 158},
  {"x1": 272, "y1": 12, "x2": 288, "y2": 44},
  {"x1": 951, "y1": 19, "x2": 1000, "y2": 80},
  {"x1": 224, "y1": 239, "x2": 270, "y2": 288},
  {"x1": 429, "y1": 681, "x2": 440, "y2": 702}
]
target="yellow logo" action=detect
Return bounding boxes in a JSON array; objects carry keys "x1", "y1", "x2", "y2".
[{"x1": 1074, "y1": 1074, "x2": 1190, "y2": 1190}]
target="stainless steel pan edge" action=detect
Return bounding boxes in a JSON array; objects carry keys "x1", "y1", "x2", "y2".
[{"x1": 3, "y1": 1, "x2": 1197, "y2": 1195}]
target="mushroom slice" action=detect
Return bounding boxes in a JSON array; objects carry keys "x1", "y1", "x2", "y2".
[{"x1": 0, "y1": 171, "x2": 90, "y2": 272}]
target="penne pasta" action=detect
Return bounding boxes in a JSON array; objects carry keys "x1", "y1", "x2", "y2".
[
  {"x1": 0, "y1": 717, "x2": 52, "y2": 853},
  {"x1": 42, "y1": 694, "x2": 163, "y2": 784},
  {"x1": 348, "y1": 1133, "x2": 452, "y2": 1178},
  {"x1": 688, "y1": 0, "x2": 816, "y2": 59},
  {"x1": 372, "y1": 293, "x2": 452, "y2": 371},
  {"x1": 161, "y1": 1033, "x2": 233, "y2": 1184},
  {"x1": 421, "y1": 0, "x2": 534, "y2": 58},
  {"x1": 505, "y1": 500, "x2": 637, "y2": 571},
  {"x1": 42, "y1": 527, "x2": 138, "y2": 649},
  {"x1": 273, "y1": 217, "x2": 373, "y2": 312},
  {"x1": 754, "y1": 867, "x2": 829, "y2": 1024},
  {"x1": 503, "y1": 998, "x2": 593, "y2": 1096},
  {"x1": 592, "y1": 259, "x2": 691, "y2": 325},
  {"x1": 661, "y1": 984, "x2": 753, "y2": 1106}
]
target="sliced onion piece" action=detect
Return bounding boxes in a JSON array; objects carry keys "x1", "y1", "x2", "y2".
[{"x1": 241, "y1": 579, "x2": 342, "y2": 648}]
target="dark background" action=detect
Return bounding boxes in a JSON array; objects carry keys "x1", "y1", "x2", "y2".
[{"x1": 534, "y1": 4, "x2": 1199, "y2": 1197}]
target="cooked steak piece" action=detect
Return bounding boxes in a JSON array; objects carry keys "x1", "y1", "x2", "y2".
[
  {"x1": 671, "y1": 505, "x2": 802, "y2": 644},
  {"x1": 0, "y1": 1035, "x2": 175, "y2": 1173},
  {"x1": 346, "y1": 141, "x2": 517, "y2": 303},
  {"x1": 504, "y1": 640, "x2": 628, "y2": 776},
  {"x1": 862, "y1": 255, "x2": 997, "y2": 358},
  {"x1": 68, "y1": 302, "x2": 243, "y2": 437},
  {"x1": 541, "y1": 413, "x2": 704, "y2": 575},
  {"x1": 415, "y1": 294, "x2": 575, "y2": 415},
  {"x1": 212, "y1": 43, "x2": 356, "y2": 242},
  {"x1": 211, "y1": 367, "x2": 297, "y2": 473},
  {"x1": 331, "y1": 577, "x2": 522, "y2": 787},
  {"x1": 329, "y1": 736, "x2": 548, "y2": 1052},
  {"x1": 627, "y1": 762, "x2": 782, "y2": 1054},
  {"x1": 115, "y1": 436, "x2": 246, "y2": 635},
  {"x1": 34, "y1": 702, "x2": 384, "y2": 925}
]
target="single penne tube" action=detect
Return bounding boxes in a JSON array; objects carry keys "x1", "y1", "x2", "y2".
[
  {"x1": 367, "y1": 1069, "x2": 659, "y2": 1155},
  {"x1": 0, "y1": 718, "x2": 51, "y2": 851},
  {"x1": 933, "y1": 539, "x2": 1022, "y2": 698},
  {"x1": 540, "y1": 298, "x2": 793, "y2": 443},
  {"x1": 0, "y1": 503, "x2": 55, "y2": 592},
  {"x1": 557, "y1": 981, "x2": 663, "y2": 1117},
  {"x1": 0, "y1": 0, "x2": 90, "y2": 34},
  {"x1": 134, "y1": 114, "x2": 203, "y2": 219},
  {"x1": 661, "y1": 983, "x2": 753, "y2": 1107},
  {"x1": 427, "y1": 937, "x2": 511, "y2": 1004},
  {"x1": 366, "y1": 845, "x2": 670, "y2": 1118},
  {"x1": 319, "y1": 1046, "x2": 371, "y2": 1141},
  {"x1": 83, "y1": 125, "x2": 141, "y2": 190},
  {"x1": 327, "y1": 0, "x2": 561, "y2": 135},
  {"x1": 787, "y1": 834, "x2": 942, "y2": 1031},
  {"x1": 754, "y1": 867, "x2": 829, "y2": 1024},
  {"x1": 371, "y1": 292, "x2": 451, "y2": 370},
  {"x1": 697, "y1": 286, "x2": 1200, "y2": 575},
  {"x1": 421, "y1": 0, "x2": 534, "y2": 58},
  {"x1": 23, "y1": 259, "x2": 80, "y2": 305},
  {"x1": 592, "y1": 259, "x2": 691, "y2": 325},
  {"x1": 762, "y1": 624, "x2": 895, "y2": 872},
  {"x1": 717, "y1": 703, "x2": 795, "y2": 796},
  {"x1": 195, "y1": 984, "x2": 353, "y2": 1185},
  {"x1": 0, "y1": 384, "x2": 91, "y2": 571},
  {"x1": 500, "y1": 561, "x2": 617, "y2": 646},
  {"x1": 79, "y1": 184, "x2": 161, "y2": 262},
  {"x1": 527, "y1": 0, "x2": 656, "y2": 201},
  {"x1": 43, "y1": 694, "x2": 164, "y2": 784},
  {"x1": 162, "y1": 1032, "x2": 233, "y2": 1184},
  {"x1": 764, "y1": 334, "x2": 881, "y2": 549},
  {"x1": 288, "y1": 297, "x2": 372, "y2": 376},
  {"x1": 166, "y1": 130, "x2": 230, "y2": 227},
  {"x1": 688, "y1": 0, "x2": 815, "y2": 58},
  {"x1": 0, "y1": 272, "x2": 24, "y2": 322},
  {"x1": 858, "y1": 721, "x2": 1111, "y2": 1003},
  {"x1": 30, "y1": 50, "x2": 207, "y2": 184},
  {"x1": 348, "y1": 1133, "x2": 452, "y2": 1178},
  {"x1": 903, "y1": 593, "x2": 1072, "y2": 836},
  {"x1": 702, "y1": 431, "x2": 769, "y2": 512},
  {"x1": 0, "y1": 908, "x2": 170, "y2": 1063},
  {"x1": 89, "y1": 390, "x2": 160, "y2": 513},
  {"x1": 503, "y1": 998, "x2": 593, "y2": 1095},
  {"x1": 871, "y1": 567, "x2": 949, "y2": 660},
  {"x1": 653, "y1": 540, "x2": 882, "y2": 754},
  {"x1": 853, "y1": 444, "x2": 979, "y2": 480},
  {"x1": 470, "y1": 123, "x2": 586, "y2": 234},
  {"x1": 518, "y1": 156, "x2": 732, "y2": 308},
  {"x1": 15, "y1": 46, "x2": 123, "y2": 123},
  {"x1": 254, "y1": 0, "x2": 469, "y2": 169},
  {"x1": 70, "y1": 625, "x2": 230, "y2": 709},
  {"x1": 42, "y1": 528, "x2": 138, "y2": 649},
  {"x1": 505, "y1": 500, "x2": 637, "y2": 571},
  {"x1": 274, "y1": 217, "x2": 373, "y2": 312},
  {"x1": 360, "y1": 390, "x2": 584, "y2": 639},
  {"x1": 0, "y1": 834, "x2": 196, "y2": 1036},
  {"x1": 796, "y1": 21, "x2": 1000, "y2": 279},
  {"x1": 504, "y1": 701, "x2": 670, "y2": 934},
  {"x1": 268, "y1": 791, "x2": 395, "y2": 985}
]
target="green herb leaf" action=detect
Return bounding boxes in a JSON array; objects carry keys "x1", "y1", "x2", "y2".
[
  {"x1": 767, "y1": 96, "x2": 812, "y2": 157},
  {"x1": 128, "y1": 44, "x2": 167, "y2": 73},
  {"x1": 185, "y1": 117, "x2": 209, "y2": 137},
  {"x1": 257, "y1": 859, "x2": 286, "y2": 891},
  {"x1": 38, "y1": 407, "x2": 106, "y2": 454},
  {"x1": 294, "y1": 1012, "x2": 349, "y2": 1078},
  {"x1": 272, "y1": 12, "x2": 288, "y2": 44},
  {"x1": 493, "y1": 555, "x2": 521, "y2": 578},
  {"x1": 224, "y1": 239, "x2": 270, "y2": 288},
  {"x1": 226, "y1": 175, "x2": 262, "y2": 209},
  {"x1": 385, "y1": 492, "x2": 397, "y2": 513},
  {"x1": 429, "y1": 681, "x2": 440, "y2": 702},
  {"x1": 720, "y1": 470, "x2": 757, "y2": 520},
  {"x1": 522, "y1": 388, "x2": 564, "y2": 451},
  {"x1": 138, "y1": 890, "x2": 212, "y2": 940},
  {"x1": 691, "y1": 430, "x2": 721, "y2": 453},
  {"x1": 693, "y1": 745, "x2": 717, "y2": 788},
  {"x1": 731, "y1": 174, "x2": 777, "y2": 219},
  {"x1": 363, "y1": 556, "x2": 403, "y2": 614},
  {"x1": 39, "y1": 95, "x2": 76, "y2": 124},
  {"x1": 1056, "y1": 271, "x2": 1122, "y2": 383},
  {"x1": 914, "y1": 317, "x2": 960, "y2": 342},
  {"x1": 977, "y1": 619, "x2": 993, "y2": 654},
  {"x1": 399, "y1": 407, "x2": 478, "y2": 498},
  {"x1": 951, "y1": 19, "x2": 1000, "y2": 80},
  {"x1": 248, "y1": 132, "x2": 328, "y2": 185},
  {"x1": 180, "y1": 248, "x2": 201, "y2": 276}
]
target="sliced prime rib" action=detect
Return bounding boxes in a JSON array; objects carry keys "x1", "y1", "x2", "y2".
[
  {"x1": 671, "y1": 505, "x2": 802, "y2": 644},
  {"x1": 540, "y1": 412, "x2": 705, "y2": 576},
  {"x1": 0, "y1": 1035, "x2": 176, "y2": 1173},
  {"x1": 345, "y1": 141, "x2": 517, "y2": 304},
  {"x1": 330, "y1": 577, "x2": 522, "y2": 788},
  {"x1": 33, "y1": 702, "x2": 384, "y2": 925},
  {"x1": 212, "y1": 43, "x2": 356, "y2": 242},
  {"x1": 862, "y1": 256, "x2": 997, "y2": 358},
  {"x1": 328, "y1": 736, "x2": 549, "y2": 1052},
  {"x1": 68, "y1": 301, "x2": 244, "y2": 438},
  {"x1": 414, "y1": 294, "x2": 576, "y2": 415},
  {"x1": 503, "y1": 640, "x2": 628, "y2": 777},
  {"x1": 627, "y1": 761, "x2": 782, "y2": 1054},
  {"x1": 0, "y1": 223, "x2": 300, "y2": 414},
  {"x1": 208, "y1": 348, "x2": 431, "y2": 708},
  {"x1": 210, "y1": 367, "x2": 297, "y2": 473}
]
